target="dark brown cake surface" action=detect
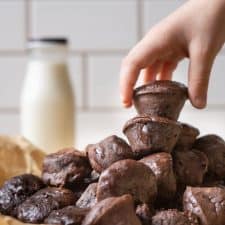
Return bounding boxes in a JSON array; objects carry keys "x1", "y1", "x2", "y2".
[
  {"x1": 193, "y1": 134, "x2": 225, "y2": 179},
  {"x1": 139, "y1": 152, "x2": 176, "y2": 200},
  {"x1": 17, "y1": 187, "x2": 76, "y2": 223},
  {"x1": 86, "y1": 135, "x2": 133, "y2": 173},
  {"x1": 152, "y1": 209, "x2": 198, "y2": 225},
  {"x1": 76, "y1": 183, "x2": 97, "y2": 209},
  {"x1": 42, "y1": 148, "x2": 92, "y2": 187},
  {"x1": 134, "y1": 80, "x2": 187, "y2": 95},
  {"x1": 183, "y1": 186, "x2": 225, "y2": 225},
  {"x1": 0, "y1": 174, "x2": 44, "y2": 216},
  {"x1": 97, "y1": 159, "x2": 157, "y2": 204},
  {"x1": 173, "y1": 149, "x2": 208, "y2": 186},
  {"x1": 133, "y1": 80, "x2": 188, "y2": 120},
  {"x1": 123, "y1": 115, "x2": 181, "y2": 156},
  {"x1": 44, "y1": 206, "x2": 89, "y2": 225},
  {"x1": 82, "y1": 194, "x2": 142, "y2": 225}
]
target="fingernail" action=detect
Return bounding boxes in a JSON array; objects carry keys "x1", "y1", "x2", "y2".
[
  {"x1": 194, "y1": 97, "x2": 207, "y2": 109},
  {"x1": 122, "y1": 101, "x2": 132, "y2": 108}
]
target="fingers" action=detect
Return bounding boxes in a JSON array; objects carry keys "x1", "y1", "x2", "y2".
[
  {"x1": 120, "y1": 31, "x2": 167, "y2": 107},
  {"x1": 142, "y1": 61, "x2": 162, "y2": 84},
  {"x1": 120, "y1": 62, "x2": 140, "y2": 107},
  {"x1": 188, "y1": 49, "x2": 215, "y2": 109},
  {"x1": 157, "y1": 61, "x2": 178, "y2": 80}
]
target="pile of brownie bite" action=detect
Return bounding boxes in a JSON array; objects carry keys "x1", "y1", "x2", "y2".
[{"x1": 1, "y1": 80, "x2": 225, "y2": 225}]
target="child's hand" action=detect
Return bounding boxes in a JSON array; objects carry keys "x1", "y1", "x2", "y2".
[{"x1": 120, "y1": 0, "x2": 225, "y2": 109}]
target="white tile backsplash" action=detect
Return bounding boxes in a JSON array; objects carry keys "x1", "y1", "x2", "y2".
[
  {"x1": 143, "y1": 0, "x2": 185, "y2": 33},
  {"x1": 0, "y1": 56, "x2": 26, "y2": 108},
  {"x1": 208, "y1": 55, "x2": 225, "y2": 104},
  {"x1": 87, "y1": 54, "x2": 124, "y2": 108},
  {"x1": 0, "y1": 114, "x2": 19, "y2": 135},
  {"x1": 0, "y1": 1, "x2": 25, "y2": 50},
  {"x1": 31, "y1": 0, "x2": 138, "y2": 51}
]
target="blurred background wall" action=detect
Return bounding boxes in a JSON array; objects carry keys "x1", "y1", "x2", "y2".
[{"x1": 0, "y1": 0, "x2": 224, "y2": 149}]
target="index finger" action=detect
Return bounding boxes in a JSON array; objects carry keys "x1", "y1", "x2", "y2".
[{"x1": 119, "y1": 31, "x2": 166, "y2": 107}]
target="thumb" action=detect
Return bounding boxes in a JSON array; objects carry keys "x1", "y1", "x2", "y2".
[{"x1": 188, "y1": 48, "x2": 215, "y2": 109}]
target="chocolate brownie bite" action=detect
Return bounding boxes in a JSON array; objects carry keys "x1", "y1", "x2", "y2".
[
  {"x1": 44, "y1": 206, "x2": 89, "y2": 225},
  {"x1": 183, "y1": 186, "x2": 225, "y2": 225},
  {"x1": 123, "y1": 115, "x2": 181, "y2": 156},
  {"x1": 82, "y1": 194, "x2": 142, "y2": 225},
  {"x1": 173, "y1": 150, "x2": 208, "y2": 186},
  {"x1": 136, "y1": 204, "x2": 154, "y2": 225},
  {"x1": 0, "y1": 174, "x2": 44, "y2": 216},
  {"x1": 76, "y1": 183, "x2": 97, "y2": 209},
  {"x1": 175, "y1": 123, "x2": 200, "y2": 150},
  {"x1": 139, "y1": 153, "x2": 176, "y2": 200},
  {"x1": 97, "y1": 159, "x2": 157, "y2": 204},
  {"x1": 86, "y1": 135, "x2": 133, "y2": 173},
  {"x1": 133, "y1": 80, "x2": 188, "y2": 120},
  {"x1": 42, "y1": 148, "x2": 92, "y2": 187},
  {"x1": 193, "y1": 134, "x2": 225, "y2": 179},
  {"x1": 17, "y1": 187, "x2": 76, "y2": 223},
  {"x1": 152, "y1": 209, "x2": 199, "y2": 225}
]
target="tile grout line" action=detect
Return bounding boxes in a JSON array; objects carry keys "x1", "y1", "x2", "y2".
[
  {"x1": 0, "y1": 50, "x2": 128, "y2": 55},
  {"x1": 1, "y1": 48, "x2": 225, "y2": 56},
  {"x1": 0, "y1": 104, "x2": 225, "y2": 114},
  {"x1": 0, "y1": 108, "x2": 19, "y2": 114},
  {"x1": 69, "y1": 49, "x2": 129, "y2": 55}
]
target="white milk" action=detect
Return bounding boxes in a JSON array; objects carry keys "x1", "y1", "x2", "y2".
[{"x1": 21, "y1": 39, "x2": 75, "y2": 153}]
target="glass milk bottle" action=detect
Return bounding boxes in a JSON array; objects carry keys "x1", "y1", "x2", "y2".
[{"x1": 20, "y1": 38, "x2": 75, "y2": 153}]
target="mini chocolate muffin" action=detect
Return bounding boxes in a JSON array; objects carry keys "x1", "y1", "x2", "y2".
[
  {"x1": 136, "y1": 204, "x2": 154, "y2": 225},
  {"x1": 82, "y1": 194, "x2": 142, "y2": 225},
  {"x1": 44, "y1": 206, "x2": 89, "y2": 225},
  {"x1": 193, "y1": 134, "x2": 225, "y2": 179},
  {"x1": 76, "y1": 183, "x2": 97, "y2": 209},
  {"x1": 183, "y1": 186, "x2": 225, "y2": 225},
  {"x1": 139, "y1": 153, "x2": 176, "y2": 200},
  {"x1": 152, "y1": 209, "x2": 199, "y2": 225},
  {"x1": 123, "y1": 115, "x2": 182, "y2": 156},
  {"x1": 175, "y1": 123, "x2": 200, "y2": 150},
  {"x1": 86, "y1": 135, "x2": 133, "y2": 173},
  {"x1": 97, "y1": 159, "x2": 157, "y2": 204},
  {"x1": 17, "y1": 187, "x2": 76, "y2": 223},
  {"x1": 0, "y1": 174, "x2": 44, "y2": 216},
  {"x1": 173, "y1": 150, "x2": 208, "y2": 186},
  {"x1": 42, "y1": 148, "x2": 92, "y2": 187},
  {"x1": 133, "y1": 80, "x2": 188, "y2": 120}
]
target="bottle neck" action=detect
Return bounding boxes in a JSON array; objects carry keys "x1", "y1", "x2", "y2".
[{"x1": 28, "y1": 45, "x2": 68, "y2": 64}]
